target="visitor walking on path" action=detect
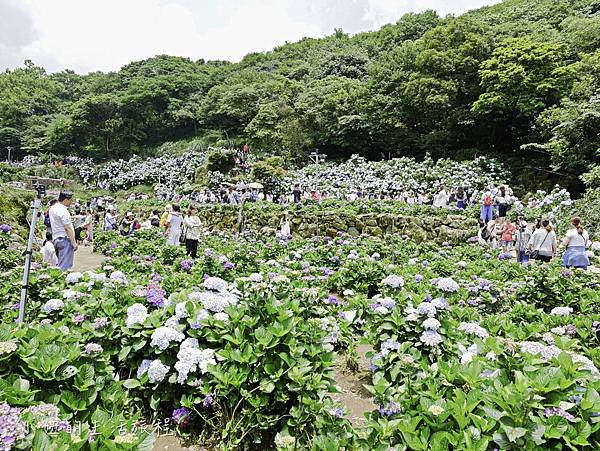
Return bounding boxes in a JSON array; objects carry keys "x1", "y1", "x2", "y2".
[
  {"x1": 499, "y1": 217, "x2": 516, "y2": 252},
  {"x1": 480, "y1": 188, "x2": 494, "y2": 223},
  {"x1": 529, "y1": 220, "x2": 556, "y2": 263},
  {"x1": 562, "y1": 217, "x2": 590, "y2": 270},
  {"x1": 495, "y1": 187, "x2": 509, "y2": 218},
  {"x1": 515, "y1": 218, "x2": 532, "y2": 264},
  {"x1": 83, "y1": 209, "x2": 94, "y2": 245},
  {"x1": 104, "y1": 207, "x2": 117, "y2": 232},
  {"x1": 165, "y1": 204, "x2": 183, "y2": 246},
  {"x1": 183, "y1": 206, "x2": 202, "y2": 258},
  {"x1": 49, "y1": 191, "x2": 78, "y2": 272}
]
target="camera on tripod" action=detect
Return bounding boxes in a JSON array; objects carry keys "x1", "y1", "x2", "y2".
[{"x1": 34, "y1": 183, "x2": 46, "y2": 197}]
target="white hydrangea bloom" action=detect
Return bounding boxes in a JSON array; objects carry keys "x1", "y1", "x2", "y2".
[
  {"x1": 150, "y1": 326, "x2": 185, "y2": 350},
  {"x1": 203, "y1": 276, "x2": 229, "y2": 292},
  {"x1": 147, "y1": 360, "x2": 170, "y2": 383},
  {"x1": 382, "y1": 275, "x2": 404, "y2": 289},
  {"x1": 126, "y1": 303, "x2": 148, "y2": 327},
  {"x1": 550, "y1": 307, "x2": 573, "y2": 316},
  {"x1": 458, "y1": 322, "x2": 489, "y2": 338},
  {"x1": 66, "y1": 272, "x2": 83, "y2": 284},
  {"x1": 436, "y1": 277, "x2": 460, "y2": 293}
]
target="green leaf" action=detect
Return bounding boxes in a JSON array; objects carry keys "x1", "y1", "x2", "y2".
[
  {"x1": 123, "y1": 379, "x2": 141, "y2": 389},
  {"x1": 502, "y1": 425, "x2": 527, "y2": 443}
]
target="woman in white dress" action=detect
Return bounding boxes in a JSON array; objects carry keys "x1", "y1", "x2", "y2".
[
  {"x1": 279, "y1": 212, "x2": 291, "y2": 238},
  {"x1": 165, "y1": 204, "x2": 183, "y2": 246}
]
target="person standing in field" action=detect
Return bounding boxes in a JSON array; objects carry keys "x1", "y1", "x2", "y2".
[
  {"x1": 165, "y1": 204, "x2": 183, "y2": 246},
  {"x1": 183, "y1": 206, "x2": 202, "y2": 258},
  {"x1": 49, "y1": 191, "x2": 78, "y2": 272}
]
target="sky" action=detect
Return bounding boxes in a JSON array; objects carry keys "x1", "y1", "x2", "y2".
[{"x1": 0, "y1": 0, "x2": 501, "y2": 74}]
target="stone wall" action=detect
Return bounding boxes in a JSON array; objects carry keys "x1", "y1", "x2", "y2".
[{"x1": 196, "y1": 207, "x2": 478, "y2": 243}]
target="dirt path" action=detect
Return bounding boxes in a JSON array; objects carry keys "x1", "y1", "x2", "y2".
[
  {"x1": 332, "y1": 344, "x2": 377, "y2": 428},
  {"x1": 71, "y1": 245, "x2": 106, "y2": 272}
]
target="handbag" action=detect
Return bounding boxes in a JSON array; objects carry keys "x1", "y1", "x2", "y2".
[{"x1": 529, "y1": 231, "x2": 549, "y2": 259}]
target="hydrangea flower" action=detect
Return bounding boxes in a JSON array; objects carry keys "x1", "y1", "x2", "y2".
[
  {"x1": 431, "y1": 297, "x2": 449, "y2": 310},
  {"x1": 380, "y1": 339, "x2": 401, "y2": 357},
  {"x1": 550, "y1": 307, "x2": 573, "y2": 316},
  {"x1": 436, "y1": 277, "x2": 460, "y2": 292},
  {"x1": 416, "y1": 302, "x2": 437, "y2": 317},
  {"x1": 0, "y1": 341, "x2": 17, "y2": 355},
  {"x1": 84, "y1": 343, "x2": 103, "y2": 354},
  {"x1": 93, "y1": 317, "x2": 108, "y2": 329},
  {"x1": 0, "y1": 403, "x2": 27, "y2": 450},
  {"x1": 458, "y1": 322, "x2": 489, "y2": 338},
  {"x1": 382, "y1": 275, "x2": 404, "y2": 289},
  {"x1": 180, "y1": 260, "x2": 194, "y2": 272},
  {"x1": 43, "y1": 299, "x2": 64, "y2": 314},
  {"x1": 249, "y1": 273, "x2": 263, "y2": 283},
  {"x1": 146, "y1": 281, "x2": 166, "y2": 308},
  {"x1": 415, "y1": 274, "x2": 424, "y2": 283},
  {"x1": 203, "y1": 277, "x2": 228, "y2": 292},
  {"x1": 420, "y1": 330, "x2": 443, "y2": 346},
  {"x1": 543, "y1": 407, "x2": 575, "y2": 421},
  {"x1": 422, "y1": 318, "x2": 441, "y2": 331},
  {"x1": 174, "y1": 347, "x2": 216, "y2": 383},
  {"x1": 172, "y1": 407, "x2": 191, "y2": 427},
  {"x1": 202, "y1": 394, "x2": 214, "y2": 408},
  {"x1": 379, "y1": 401, "x2": 401, "y2": 416},
  {"x1": 137, "y1": 359, "x2": 152, "y2": 379},
  {"x1": 150, "y1": 327, "x2": 185, "y2": 351},
  {"x1": 147, "y1": 360, "x2": 170, "y2": 383},
  {"x1": 0, "y1": 224, "x2": 12, "y2": 233},
  {"x1": 73, "y1": 314, "x2": 86, "y2": 325},
  {"x1": 126, "y1": 303, "x2": 148, "y2": 327},
  {"x1": 109, "y1": 271, "x2": 128, "y2": 284},
  {"x1": 65, "y1": 272, "x2": 83, "y2": 284}
]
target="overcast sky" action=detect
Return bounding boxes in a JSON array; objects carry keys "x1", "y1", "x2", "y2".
[{"x1": 1, "y1": 0, "x2": 501, "y2": 74}]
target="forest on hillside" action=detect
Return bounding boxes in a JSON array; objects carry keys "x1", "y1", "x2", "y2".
[{"x1": 0, "y1": 0, "x2": 599, "y2": 186}]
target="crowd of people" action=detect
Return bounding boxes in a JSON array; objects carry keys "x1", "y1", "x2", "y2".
[
  {"x1": 38, "y1": 181, "x2": 592, "y2": 273},
  {"x1": 476, "y1": 185, "x2": 591, "y2": 270}
]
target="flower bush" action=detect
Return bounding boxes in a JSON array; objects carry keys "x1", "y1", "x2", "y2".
[{"x1": 0, "y1": 215, "x2": 599, "y2": 449}]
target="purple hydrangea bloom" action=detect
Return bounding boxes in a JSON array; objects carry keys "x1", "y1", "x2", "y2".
[
  {"x1": 561, "y1": 269, "x2": 573, "y2": 278},
  {"x1": 0, "y1": 224, "x2": 11, "y2": 233},
  {"x1": 146, "y1": 281, "x2": 166, "y2": 307},
  {"x1": 223, "y1": 261, "x2": 235, "y2": 269},
  {"x1": 202, "y1": 394, "x2": 214, "y2": 408},
  {"x1": 172, "y1": 407, "x2": 191, "y2": 427},
  {"x1": 543, "y1": 407, "x2": 575, "y2": 421},
  {"x1": 0, "y1": 403, "x2": 27, "y2": 449},
  {"x1": 181, "y1": 260, "x2": 194, "y2": 271},
  {"x1": 415, "y1": 274, "x2": 424, "y2": 283},
  {"x1": 73, "y1": 314, "x2": 86, "y2": 325}
]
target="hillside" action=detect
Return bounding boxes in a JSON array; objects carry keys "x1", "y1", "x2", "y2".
[{"x1": 0, "y1": 0, "x2": 598, "y2": 188}]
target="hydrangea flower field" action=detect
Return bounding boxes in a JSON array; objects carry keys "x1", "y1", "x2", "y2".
[{"x1": 1, "y1": 226, "x2": 599, "y2": 450}]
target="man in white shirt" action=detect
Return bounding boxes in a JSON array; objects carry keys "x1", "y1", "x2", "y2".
[{"x1": 49, "y1": 191, "x2": 78, "y2": 271}]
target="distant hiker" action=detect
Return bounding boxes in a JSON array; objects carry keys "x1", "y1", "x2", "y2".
[{"x1": 455, "y1": 187, "x2": 467, "y2": 210}]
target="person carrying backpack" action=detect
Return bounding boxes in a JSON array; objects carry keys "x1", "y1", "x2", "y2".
[{"x1": 480, "y1": 188, "x2": 494, "y2": 223}]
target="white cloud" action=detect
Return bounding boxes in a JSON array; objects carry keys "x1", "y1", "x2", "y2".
[{"x1": 1, "y1": 0, "x2": 501, "y2": 73}]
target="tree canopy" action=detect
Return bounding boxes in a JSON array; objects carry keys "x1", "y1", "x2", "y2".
[{"x1": 0, "y1": 0, "x2": 599, "y2": 184}]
